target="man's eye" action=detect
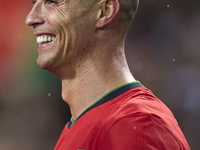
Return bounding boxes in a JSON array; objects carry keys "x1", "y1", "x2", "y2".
[
  {"x1": 46, "y1": 0, "x2": 58, "y2": 4},
  {"x1": 31, "y1": 0, "x2": 37, "y2": 5}
]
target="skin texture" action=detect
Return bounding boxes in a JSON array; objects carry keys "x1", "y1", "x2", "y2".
[
  {"x1": 26, "y1": 0, "x2": 139, "y2": 120},
  {"x1": 27, "y1": 0, "x2": 100, "y2": 77}
]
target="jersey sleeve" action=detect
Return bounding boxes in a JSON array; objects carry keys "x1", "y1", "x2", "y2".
[{"x1": 100, "y1": 115, "x2": 181, "y2": 150}]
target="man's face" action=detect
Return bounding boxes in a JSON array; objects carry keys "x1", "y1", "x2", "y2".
[{"x1": 26, "y1": 0, "x2": 98, "y2": 75}]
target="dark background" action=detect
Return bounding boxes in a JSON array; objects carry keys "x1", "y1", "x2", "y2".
[{"x1": 0, "y1": 0, "x2": 199, "y2": 149}]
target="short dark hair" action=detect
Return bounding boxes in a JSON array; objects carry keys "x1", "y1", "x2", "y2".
[
  {"x1": 116, "y1": 0, "x2": 139, "y2": 34},
  {"x1": 118, "y1": 0, "x2": 139, "y2": 21}
]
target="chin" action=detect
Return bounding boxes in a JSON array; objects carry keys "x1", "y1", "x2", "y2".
[
  {"x1": 36, "y1": 57, "x2": 63, "y2": 77},
  {"x1": 37, "y1": 57, "x2": 53, "y2": 70}
]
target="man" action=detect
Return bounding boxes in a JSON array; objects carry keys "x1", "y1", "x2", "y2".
[{"x1": 26, "y1": 0, "x2": 190, "y2": 149}]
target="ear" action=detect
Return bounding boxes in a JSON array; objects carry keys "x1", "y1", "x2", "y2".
[{"x1": 96, "y1": 0, "x2": 120, "y2": 28}]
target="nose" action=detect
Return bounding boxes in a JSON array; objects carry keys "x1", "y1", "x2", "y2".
[{"x1": 25, "y1": 3, "x2": 44, "y2": 27}]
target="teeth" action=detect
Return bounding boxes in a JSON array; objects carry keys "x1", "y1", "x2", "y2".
[
  {"x1": 44, "y1": 36, "x2": 47, "y2": 42},
  {"x1": 37, "y1": 35, "x2": 56, "y2": 44},
  {"x1": 48, "y1": 36, "x2": 51, "y2": 42}
]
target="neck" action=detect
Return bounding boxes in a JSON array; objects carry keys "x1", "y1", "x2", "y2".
[
  {"x1": 61, "y1": 49, "x2": 135, "y2": 120},
  {"x1": 60, "y1": 33, "x2": 135, "y2": 119}
]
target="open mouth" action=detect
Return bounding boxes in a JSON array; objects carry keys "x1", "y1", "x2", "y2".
[{"x1": 37, "y1": 35, "x2": 56, "y2": 45}]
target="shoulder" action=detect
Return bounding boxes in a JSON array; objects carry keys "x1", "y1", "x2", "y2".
[
  {"x1": 100, "y1": 115, "x2": 186, "y2": 150},
  {"x1": 98, "y1": 88, "x2": 190, "y2": 149}
]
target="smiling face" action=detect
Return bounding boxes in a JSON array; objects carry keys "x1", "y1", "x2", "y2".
[{"x1": 26, "y1": 0, "x2": 98, "y2": 77}]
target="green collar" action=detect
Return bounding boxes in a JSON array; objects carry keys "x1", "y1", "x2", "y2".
[{"x1": 68, "y1": 81, "x2": 143, "y2": 129}]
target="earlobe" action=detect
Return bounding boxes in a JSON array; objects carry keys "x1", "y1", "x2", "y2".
[{"x1": 96, "y1": 0, "x2": 120, "y2": 28}]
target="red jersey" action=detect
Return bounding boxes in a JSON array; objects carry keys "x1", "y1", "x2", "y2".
[{"x1": 54, "y1": 81, "x2": 190, "y2": 150}]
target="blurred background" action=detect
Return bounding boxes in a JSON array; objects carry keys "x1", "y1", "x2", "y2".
[{"x1": 0, "y1": 0, "x2": 199, "y2": 149}]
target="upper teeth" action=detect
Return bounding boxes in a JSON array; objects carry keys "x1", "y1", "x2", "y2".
[{"x1": 37, "y1": 35, "x2": 55, "y2": 44}]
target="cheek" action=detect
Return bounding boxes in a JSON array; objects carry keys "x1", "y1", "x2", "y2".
[
  {"x1": 51, "y1": 15, "x2": 84, "y2": 57},
  {"x1": 45, "y1": 8, "x2": 74, "y2": 58},
  {"x1": 43, "y1": 6, "x2": 87, "y2": 60}
]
